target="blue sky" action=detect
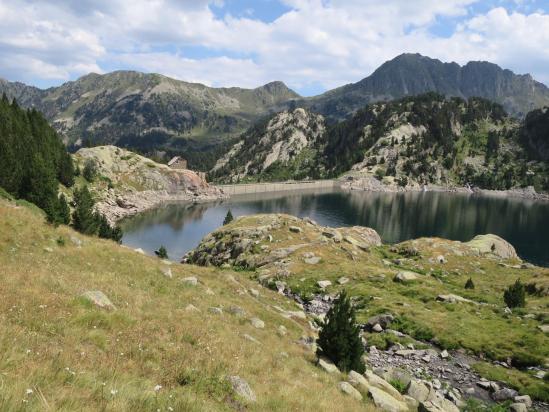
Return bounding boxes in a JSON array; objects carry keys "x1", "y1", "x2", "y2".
[{"x1": 1, "y1": 0, "x2": 548, "y2": 96}]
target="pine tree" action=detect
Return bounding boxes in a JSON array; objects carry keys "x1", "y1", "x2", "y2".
[
  {"x1": 155, "y1": 246, "x2": 168, "y2": 259},
  {"x1": 504, "y1": 279, "x2": 526, "y2": 308},
  {"x1": 72, "y1": 186, "x2": 98, "y2": 235},
  {"x1": 316, "y1": 290, "x2": 365, "y2": 373},
  {"x1": 55, "y1": 194, "x2": 71, "y2": 225},
  {"x1": 223, "y1": 209, "x2": 234, "y2": 225},
  {"x1": 83, "y1": 159, "x2": 98, "y2": 182},
  {"x1": 464, "y1": 278, "x2": 475, "y2": 289}
]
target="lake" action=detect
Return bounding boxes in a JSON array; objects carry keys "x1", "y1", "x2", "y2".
[{"x1": 121, "y1": 188, "x2": 549, "y2": 266}]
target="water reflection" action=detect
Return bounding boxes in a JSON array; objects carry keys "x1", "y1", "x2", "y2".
[{"x1": 121, "y1": 188, "x2": 549, "y2": 266}]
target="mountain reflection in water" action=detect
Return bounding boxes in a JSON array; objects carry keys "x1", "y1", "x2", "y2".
[{"x1": 121, "y1": 188, "x2": 549, "y2": 266}]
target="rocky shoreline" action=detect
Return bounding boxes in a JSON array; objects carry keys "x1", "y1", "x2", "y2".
[
  {"x1": 341, "y1": 175, "x2": 549, "y2": 201},
  {"x1": 96, "y1": 188, "x2": 228, "y2": 224}
]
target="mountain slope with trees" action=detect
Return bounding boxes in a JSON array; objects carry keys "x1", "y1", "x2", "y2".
[
  {"x1": 0, "y1": 72, "x2": 299, "y2": 170},
  {"x1": 213, "y1": 93, "x2": 549, "y2": 194}
]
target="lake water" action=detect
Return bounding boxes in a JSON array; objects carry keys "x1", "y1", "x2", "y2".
[{"x1": 121, "y1": 188, "x2": 549, "y2": 266}]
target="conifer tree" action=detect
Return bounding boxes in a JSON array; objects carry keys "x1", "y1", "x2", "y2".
[
  {"x1": 316, "y1": 290, "x2": 365, "y2": 373},
  {"x1": 504, "y1": 279, "x2": 526, "y2": 308},
  {"x1": 155, "y1": 245, "x2": 168, "y2": 259},
  {"x1": 72, "y1": 186, "x2": 98, "y2": 235},
  {"x1": 223, "y1": 209, "x2": 234, "y2": 225},
  {"x1": 464, "y1": 277, "x2": 475, "y2": 289}
]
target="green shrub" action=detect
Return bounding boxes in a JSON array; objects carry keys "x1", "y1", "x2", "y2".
[
  {"x1": 155, "y1": 246, "x2": 168, "y2": 259},
  {"x1": 83, "y1": 159, "x2": 98, "y2": 182},
  {"x1": 316, "y1": 290, "x2": 365, "y2": 373},
  {"x1": 389, "y1": 379, "x2": 407, "y2": 394},
  {"x1": 465, "y1": 278, "x2": 475, "y2": 289},
  {"x1": 503, "y1": 280, "x2": 526, "y2": 308},
  {"x1": 511, "y1": 351, "x2": 543, "y2": 368}
]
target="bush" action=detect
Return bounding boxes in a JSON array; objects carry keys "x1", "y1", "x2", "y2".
[
  {"x1": 316, "y1": 290, "x2": 365, "y2": 373},
  {"x1": 389, "y1": 379, "x2": 407, "y2": 394},
  {"x1": 375, "y1": 168, "x2": 386, "y2": 180},
  {"x1": 465, "y1": 278, "x2": 475, "y2": 289},
  {"x1": 223, "y1": 210, "x2": 234, "y2": 225},
  {"x1": 503, "y1": 280, "x2": 526, "y2": 308},
  {"x1": 83, "y1": 159, "x2": 98, "y2": 182},
  {"x1": 155, "y1": 245, "x2": 168, "y2": 259},
  {"x1": 511, "y1": 351, "x2": 543, "y2": 368}
]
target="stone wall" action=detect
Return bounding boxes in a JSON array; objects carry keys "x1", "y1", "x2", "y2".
[{"x1": 216, "y1": 180, "x2": 338, "y2": 195}]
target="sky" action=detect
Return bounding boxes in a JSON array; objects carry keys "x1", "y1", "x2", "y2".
[{"x1": 0, "y1": 0, "x2": 548, "y2": 96}]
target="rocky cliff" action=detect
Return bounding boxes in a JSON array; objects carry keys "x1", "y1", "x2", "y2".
[{"x1": 210, "y1": 108, "x2": 326, "y2": 182}]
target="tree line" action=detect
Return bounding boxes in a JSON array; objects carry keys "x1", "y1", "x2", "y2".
[{"x1": 0, "y1": 95, "x2": 121, "y2": 241}]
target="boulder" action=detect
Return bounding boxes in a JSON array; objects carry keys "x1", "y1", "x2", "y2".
[
  {"x1": 365, "y1": 370, "x2": 405, "y2": 401},
  {"x1": 348, "y1": 370, "x2": 369, "y2": 391},
  {"x1": 514, "y1": 395, "x2": 532, "y2": 407},
  {"x1": 492, "y1": 388, "x2": 518, "y2": 401},
  {"x1": 393, "y1": 271, "x2": 419, "y2": 283},
  {"x1": 228, "y1": 376, "x2": 256, "y2": 402},
  {"x1": 317, "y1": 280, "x2": 332, "y2": 289},
  {"x1": 208, "y1": 307, "x2": 223, "y2": 315},
  {"x1": 368, "y1": 386, "x2": 409, "y2": 412},
  {"x1": 372, "y1": 323, "x2": 383, "y2": 333},
  {"x1": 538, "y1": 325, "x2": 549, "y2": 333},
  {"x1": 436, "y1": 294, "x2": 475, "y2": 304},
  {"x1": 182, "y1": 276, "x2": 198, "y2": 286},
  {"x1": 81, "y1": 291, "x2": 116, "y2": 310},
  {"x1": 339, "y1": 381, "x2": 363, "y2": 401},
  {"x1": 465, "y1": 234, "x2": 519, "y2": 260},
  {"x1": 419, "y1": 388, "x2": 459, "y2": 412},
  {"x1": 277, "y1": 325, "x2": 287, "y2": 336},
  {"x1": 305, "y1": 256, "x2": 321, "y2": 265},
  {"x1": 436, "y1": 255, "x2": 446, "y2": 264},
  {"x1": 185, "y1": 304, "x2": 199, "y2": 312},
  {"x1": 406, "y1": 380, "x2": 430, "y2": 402},
  {"x1": 227, "y1": 306, "x2": 246, "y2": 317},
  {"x1": 250, "y1": 317, "x2": 265, "y2": 329},
  {"x1": 510, "y1": 404, "x2": 528, "y2": 412},
  {"x1": 440, "y1": 350, "x2": 449, "y2": 359},
  {"x1": 367, "y1": 314, "x2": 394, "y2": 330},
  {"x1": 249, "y1": 288, "x2": 260, "y2": 298},
  {"x1": 318, "y1": 357, "x2": 340, "y2": 374},
  {"x1": 337, "y1": 276, "x2": 350, "y2": 285},
  {"x1": 289, "y1": 226, "x2": 302, "y2": 233},
  {"x1": 161, "y1": 267, "x2": 173, "y2": 278}
]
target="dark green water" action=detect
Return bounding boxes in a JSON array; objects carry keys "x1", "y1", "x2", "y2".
[{"x1": 121, "y1": 188, "x2": 549, "y2": 266}]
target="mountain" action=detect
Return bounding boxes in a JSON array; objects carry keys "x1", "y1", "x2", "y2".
[
  {"x1": 210, "y1": 108, "x2": 326, "y2": 182},
  {"x1": 0, "y1": 71, "x2": 299, "y2": 170},
  {"x1": 213, "y1": 93, "x2": 549, "y2": 194},
  {"x1": 304, "y1": 53, "x2": 549, "y2": 119}
]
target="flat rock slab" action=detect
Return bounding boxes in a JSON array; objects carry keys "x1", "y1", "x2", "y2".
[{"x1": 81, "y1": 291, "x2": 116, "y2": 310}]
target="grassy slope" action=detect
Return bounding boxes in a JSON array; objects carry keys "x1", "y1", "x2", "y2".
[
  {"x1": 211, "y1": 215, "x2": 549, "y2": 401},
  {"x1": 0, "y1": 199, "x2": 374, "y2": 412}
]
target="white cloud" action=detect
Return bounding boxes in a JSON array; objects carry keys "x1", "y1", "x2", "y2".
[{"x1": 0, "y1": 0, "x2": 548, "y2": 93}]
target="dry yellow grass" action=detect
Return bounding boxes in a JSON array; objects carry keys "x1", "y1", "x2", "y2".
[{"x1": 0, "y1": 199, "x2": 376, "y2": 411}]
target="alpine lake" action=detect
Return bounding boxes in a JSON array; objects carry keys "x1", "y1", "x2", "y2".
[{"x1": 121, "y1": 188, "x2": 549, "y2": 267}]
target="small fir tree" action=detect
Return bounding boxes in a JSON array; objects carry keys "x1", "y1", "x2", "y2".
[
  {"x1": 464, "y1": 278, "x2": 475, "y2": 290},
  {"x1": 155, "y1": 245, "x2": 168, "y2": 259},
  {"x1": 83, "y1": 159, "x2": 98, "y2": 182},
  {"x1": 223, "y1": 209, "x2": 234, "y2": 225},
  {"x1": 504, "y1": 279, "x2": 526, "y2": 308},
  {"x1": 72, "y1": 186, "x2": 98, "y2": 235},
  {"x1": 316, "y1": 290, "x2": 365, "y2": 373},
  {"x1": 56, "y1": 194, "x2": 71, "y2": 225}
]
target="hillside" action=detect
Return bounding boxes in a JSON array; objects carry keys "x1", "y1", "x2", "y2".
[
  {"x1": 0, "y1": 196, "x2": 378, "y2": 411},
  {"x1": 0, "y1": 72, "x2": 299, "y2": 170},
  {"x1": 72, "y1": 146, "x2": 226, "y2": 223},
  {"x1": 213, "y1": 94, "x2": 549, "y2": 195},
  {"x1": 186, "y1": 213, "x2": 549, "y2": 408},
  {"x1": 210, "y1": 108, "x2": 326, "y2": 183},
  {"x1": 304, "y1": 54, "x2": 549, "y2": 119}
]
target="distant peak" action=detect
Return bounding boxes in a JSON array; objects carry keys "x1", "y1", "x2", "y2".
[{"x1": 256, "y1": 81, "x2": 300, "y2": 98}]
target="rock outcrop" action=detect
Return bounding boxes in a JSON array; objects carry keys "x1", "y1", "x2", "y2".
[{"x1": 74, "y1": 146, "x2": 226, "y2": 223}]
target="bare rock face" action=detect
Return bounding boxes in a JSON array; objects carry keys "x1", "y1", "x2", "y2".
[{"x1": 465, "y1": 234, "x2": 519, "y2": 260}]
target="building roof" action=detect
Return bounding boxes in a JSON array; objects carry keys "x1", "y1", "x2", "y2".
[{"x1": 168, "y1": 156, "x2": 181, "y2": 166}]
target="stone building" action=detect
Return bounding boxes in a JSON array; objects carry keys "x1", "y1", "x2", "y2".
[{"x1": 167, "y1": 156, "x2": 187, "y2": 169}]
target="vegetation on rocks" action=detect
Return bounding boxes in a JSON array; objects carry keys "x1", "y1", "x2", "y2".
[
  {"x1": 317, "y1": 290, "x2": 365, "y2": 373},
  {"x1": 186, "y1": 213, "x2": 549, "y2": 403}
]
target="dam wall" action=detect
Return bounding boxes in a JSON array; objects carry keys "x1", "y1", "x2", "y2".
[{"x1": 216, "y1": 180, "x2": 339, "y2": 195}]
